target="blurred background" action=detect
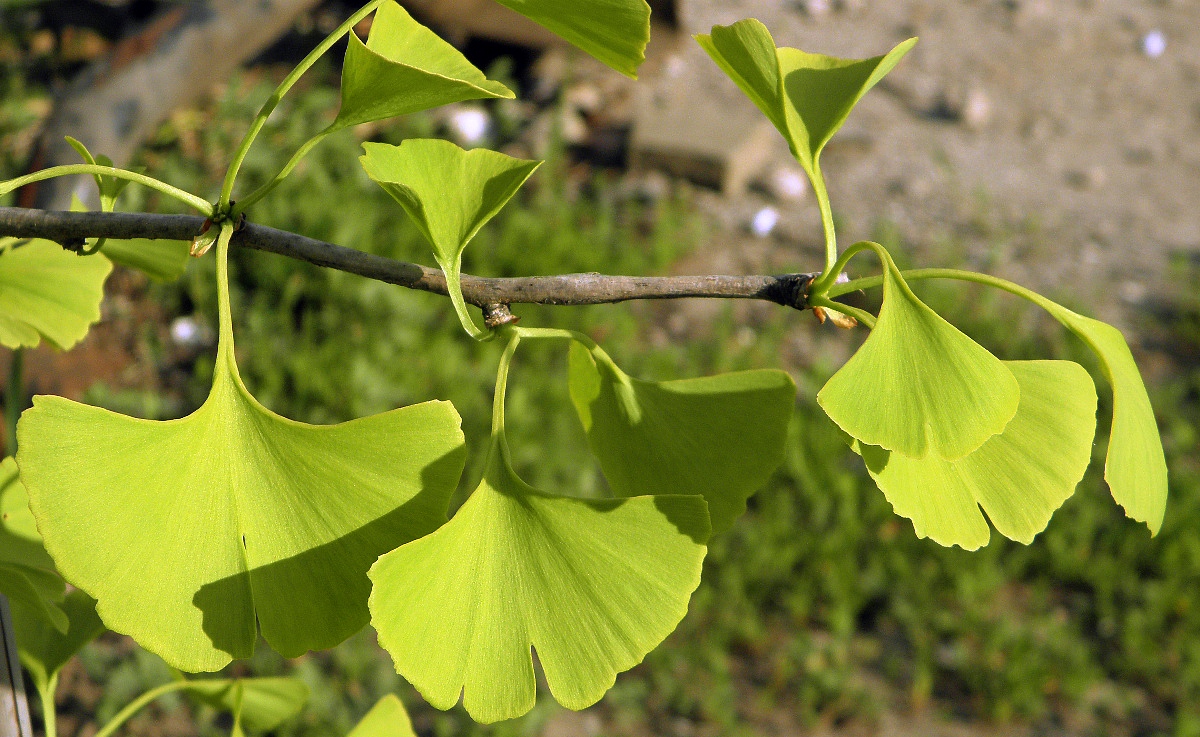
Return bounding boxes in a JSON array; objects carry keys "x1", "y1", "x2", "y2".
[{"x1": 1, "y1": 0, "x2": 1198, "y2": 735}]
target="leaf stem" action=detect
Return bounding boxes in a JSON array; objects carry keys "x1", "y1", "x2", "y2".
[
  {"x1": 445, "y1": 266, "x2": 492, "y2": 341},
  {"x1": 218, "y1": 0, "x2": 385, "y2": 211},
  {"x1": 487, "y1": 330, "x2": 523, "y2": 471},
  {"x1": 0, "y1": 167, "x2": 211, "y2": 215},
  {"x1": 809, "y1": 295, "x2": 876, "y2": 329},
  {"x1": 93, "y1": 681, "x2": 195, "y2": 737},
  {"x1": 214, "y1": 224, "x2": 238, "y2": 375},
  {"x1": 40, "y1": 674, "x2": 57, "y2": 737},
  {"x1": 810, "y1": 162, "x2": 838, "y2": 280},
  {"x1": 5, "y1": 348, "x2": 24, "y2": 457},
  {"x1": 826, "y1": 267, "x2": 1054, "y2": 310},
  {"x1": 232, "y1": 129, "x2": 332, "y2": 214}
]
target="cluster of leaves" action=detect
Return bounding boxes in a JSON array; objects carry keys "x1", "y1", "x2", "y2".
[{"x1": 0, "y1": 0, "x2": 1171, "y2": 733}]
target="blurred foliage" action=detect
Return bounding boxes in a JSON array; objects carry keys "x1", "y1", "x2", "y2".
[{"x1": 4, "y1": 37, "x2": 1200, "y2": 737}]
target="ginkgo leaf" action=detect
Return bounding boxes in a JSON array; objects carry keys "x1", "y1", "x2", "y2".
[
  {"x1": 187, "y1": 677, "x2": 309, "y2": 732},
  {"x1": 100, "y1": 238, "x2": 190, "y2": 282},
  {"x1": 333, "y1": 1, "x2": 514, "y2": 131},
  {"x1": 0, "y1": 457, "x2": 67, "y2": 632},
  {"x1": 697, "y1": 20, "x2": 914, "y2": 175},
  {"x1": 15, "y1": 228, "x2": 467, "y2": 672},
  {"x1": 695, "y1": 20, "x2": 789, "y2": 140},
  {"x1": 370, "y1": 459, "x2": 708, "y2": 722},
  {"x1": 347, "y1": 695, "x2": 417, "y2": 737},
  {"x1": 361, "y1": 139, "x2": 540, "y2": 336},
  {"x1": 0, "y1": 240, "x2": 111, "y2": 350},
  {"x1": 12, "y1": 589, "x2": 105, "y2": 698},
  {"x1": 777, "y1": 40, "x2": 916, "y2": 174},
  {"x1": 1033, "y1": 303, "x2": 1168, "y2": 534},
  {"x1": 818, "y1": 260, "x2": 1019, "y2": 460},
  {"x1": 852, "y1": 361, "x2": 1097, "y2": 550},
  {"x1": 0, "y1": 457, "x2": 56, "y2": 574},
  {"x1": 492, "y1": 0, "x2": 651, "y2": 78},
  {"x1": 370, "y1": 332, "x2": 708, "y2": 723},
  {"x1": 568, "y1": 341, "x2": 794, "y2": 535}
]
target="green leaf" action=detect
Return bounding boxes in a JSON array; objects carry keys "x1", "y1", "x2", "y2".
[
  {"x1": 347, "y1": 695, "x2": 416, "y2": 737},
  {"x1": 360, "y1": 139, "x2": 540, "y2": 336},
  {"x1": 817, "y1": 261, "x2": 1019, "y2": 460},
  {"x1": 0, "y1": 564, "x2": 66, "y2": 633},
  {"x1": 0, "y1": 240, "x2": 111, "y2": 350},
  {"x1": 1037, "y1": 305, "x2": 1169, "y2": 534},
  {"x1": 694, "y1": 20, "x2": 789, "y2": 140},
  {"x1": 852, "y1": 361, "x2": 1097, "y2": 549},
  {"x1": 697, "y1": 21, "x2": 914, "y2": 176},
  {"x1": 100, "y1": 238, "x2": 191, "y2": 282},
  {"x1": 0, "y1": 458, "x2": 68, "y2": 632},
  {"x1": 333, "y1": 0, "x2": 514, "y2": 131},
  {"x1": 777, "y1": 40, "x2": 916, "y2": 173},
  {"x1": 492, "y1": 0, "x2": 651, "y2": 78},
  {"x1": 0, "y1": 456, "x2": 56, "y2": 573},
  {"x1": 370, "y1": 459, "x2": 708, "y2": 722},
  {"x1": 15, "y1": 229, "x2": 467, "y2": 671},
  {"x1": 187, "y1": 677, "x2": 309, "y2": 732},
  {"x1": 12, "y1": 589, "x2": 105, "y2": 697},
  {"x1": 568, "y1": 342, "x2": 794, "y2": 535},
  {"x1": 65, "y1": 137, "x2": 132, "y2": 211},
  {"x1": 371, "y1": 330, "x2": 706, "y2": 723}
]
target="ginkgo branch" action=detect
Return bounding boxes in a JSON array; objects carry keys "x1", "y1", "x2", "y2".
[{"x1": 0, "y1": 207, "x2": 815, "y2": 311}]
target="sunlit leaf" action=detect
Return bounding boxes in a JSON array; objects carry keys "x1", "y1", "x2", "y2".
[
  {"x1": 492, "y1": 0, "x2": 651, "y2": 78},
  {"x1": 0, "y1": 458, "x2": 67, "y2": 632},
  {"x1": 360, "y1": 139, "x2": 540, "y2": 336},
  {"x1": 372, "y1": 333, "x2": 707, "y2": 723},
  {"x1": 347, "y1": 695, "x2": 417, "y2": 737},
  {"x1": 1033, "y1": 303, "x2": 1169, "y2": 533},
  {"x1": 15, "y1": 231, "x2": 467, "y2": 671},
  {"x1": 333, "y1": 0, "x2": 514, "y2": 131},
  {"x1": 371, "y1": 456, "x2": 707, "y2": 722},
  {"x1": 568, "y1": 342, "x2": 794, "y2": 535},
  {"x1": 852, "y1": 361, "x2": 1097, "y2": 549},
  {"x1": 0, "y1": 240, "x2": 111, "y2": 350},
  {"x1": 697, "y1": 20, "x2": 914, "y2": 225},
  {"x1": 187, "y1": 677, "x2": 309, "y2": 732},
  {"x1": 12, "y1": 589, "x2": 104, "y2": 698},
  {"x1": 695, "y1": 20, "x2": 789, "y2": 139},
  {"x1": 777, "y1": 40, "x2": 916, "y2": 173},
  {"x1": 818, "y1": 262, "x2": 1019, "y2": 459}
]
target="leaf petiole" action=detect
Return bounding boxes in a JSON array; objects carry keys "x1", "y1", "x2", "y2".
[
  {"x1": 219, "y1": 0, "x2": 386, "y2": 212},
  {"x1": 0, "y1": 166, "x2": 211, "y2": 215},
  {"x1": 93, "y1": 681, "x2": 196, "y2": 737}
]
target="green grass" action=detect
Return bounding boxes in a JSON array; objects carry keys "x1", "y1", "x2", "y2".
[{"x1": 14, "y1": 66, "x2": 1200, "y2": 737}]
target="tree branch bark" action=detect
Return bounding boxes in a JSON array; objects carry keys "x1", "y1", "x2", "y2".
[{"x1": 0, "y1": 207, "x2": 814, "y2": 311}]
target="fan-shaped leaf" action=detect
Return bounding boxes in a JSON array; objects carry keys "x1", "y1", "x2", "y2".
[
  {"x1": 12, "y1": 589, "x2": 104, "y2": 697},
  {"x1": 188, "y1": 677, "x2": 309, "y2": 733},
  {"x1": 347, "y1": 695, "x2": 417, "y2": 737},
  {"x1": 1034, "y1": 304, "x2": 1168, "y2": 533},
  {"x1": 333, "y1": 1, "x2": 514, "y2": 131},
  {"x1": 0, "y1": 457, "x2": 67, "y2": 632},
  {"x1": 370, "y1": 456, "x2": 708, "y2": 722},
  {"x1": 15, "y1": 230, "x2": 467, "y2": 671},
  {"x1": 360, "y1": 139, "x2": 540, "y2": 336},
  {"x1": 0, "y1": 240, "x2": 111, "y2": 350},
  {"x1": 777, "y1": 39, "x2": 916, "y2": 173},
  {"x1": 697, "y1": 20, "x2": 914, "y2": 176},
  {"x1": 492, "y1": 0, "x2": 651, "y2": 78},
  {"x1": 568, "y1": 342, "x2": 794, "y2": 535},
  {"x1": 372, "y1": 332, "x2": 707, "y2": 723},
  {"x1": 852, "y1": 361, "x2": 1097, "y2": 549},
  {"x1": 818, "y1": 262, "x2": 1019, "y2": 460}
]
